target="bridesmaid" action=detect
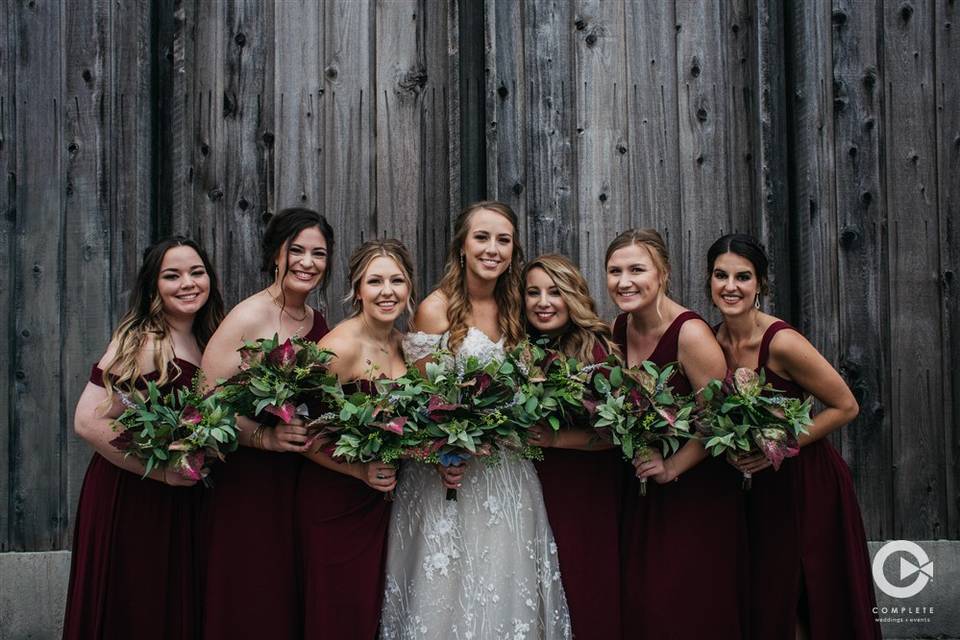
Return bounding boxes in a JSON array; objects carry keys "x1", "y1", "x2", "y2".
[
  {"x1": 201, "y1": 208, "x2": 333, "y2": 639},
  {"x1": 707, "y1": 233, "x2": 881, "y2": 640},
  {"x1": 297, "y1": 239, "x2": 410, "y2": 639},
  {"x1": 522, "y1": 254, "x2": 624, "y2": 640},
  {"x1": 64, "y1": 236, "x2": 224, "y2": 639},
  {"x1": 607, "y1": 229, "x2": 748, "y2": 640}
]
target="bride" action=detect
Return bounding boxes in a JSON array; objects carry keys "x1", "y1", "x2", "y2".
[{"x1": 380, "y1": 201, "x2": 571, "y2": 639}]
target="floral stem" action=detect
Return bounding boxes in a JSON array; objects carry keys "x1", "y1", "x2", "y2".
[{"x1": 742, "y1": 471, "x2": 752, "y2": 491}]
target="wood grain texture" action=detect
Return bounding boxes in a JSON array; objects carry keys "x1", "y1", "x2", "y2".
[
  {"x1": 883, "y1": 0, "x2": 946, "y2": 540},
  {"x1": 936, "y1": 0, "x2": 960, "y2": 539},
  {"x1": 61, "y1": 0, "x2": 114, "y2": 547},
  {"x1": 12, "y1": 0, "x2": 63, "y2": 550},
  {"x1": 0, "y1": 0, "x2": 15, "y2": 551},
  {"x1": 830, "y1": 0, "x2": 892, "y2": 539},
  {"x1": 573, "y1": 0, "x2": 628, "y2": 321}
]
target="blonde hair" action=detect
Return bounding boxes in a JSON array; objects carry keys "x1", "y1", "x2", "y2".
[
  {"x1": 604, "y1": 228, "x2": 672, "y2": 294},
  {"x1": 344, "y1": 239, "x2": 417, "y2": 318},
  {"x1": 523, "y1": 254, "x2": 619, "y2": 363},
  {"x1": 437, "y1": 201, "x2": 525, "y2": 351}
]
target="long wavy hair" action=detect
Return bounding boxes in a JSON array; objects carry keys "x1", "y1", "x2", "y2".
[
  {"x1": 437, "y1": 201, "x2": 525, "y2": 351},
  {"x1": 101, "y1": 237, "x2": 224, "y2": 403},
  {"x1": 522, "y1": 254, "x2": 618, "y2": 363},
  {"x1": 343, "y1": 238, "x2": 417, "y2": 319}
]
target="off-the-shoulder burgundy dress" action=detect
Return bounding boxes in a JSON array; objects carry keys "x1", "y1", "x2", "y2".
[
  {"x1": 533, "y1": 341, "x2": 623, "y2": 639},
  {"x1": 63, "y1": 358, "x2": 203, "y2": 640},
  {"x1": 614, "y1": 311, "x2": 748, "y2": 640},
  {"x1": 741, "y1": 320, "x2": 880, "y2": 640},
  {"x1": 295, "y1": 377, "x2": 392, "y2": 639},
  {"x1": 201, "y1": 311, "x2": 328, "y2": 639}
]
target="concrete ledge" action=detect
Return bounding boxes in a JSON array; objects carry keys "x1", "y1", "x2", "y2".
[
  {"x1": 0, "y1": 551, "x2": 70, "y2": 640},
  {"x1": 0, "y1": 543, "x2": 957, "y2": 639}
]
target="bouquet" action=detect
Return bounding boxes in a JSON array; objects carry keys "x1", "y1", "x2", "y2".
[
  {"x1": 408, "y1": 347, "x2": 542, "y2": 500},
  {"x1": 217, "y1": 334, "x2": 340, "y2": 440},
  {"x1": 506, "y1": 341, "x2": 596, "y2": 434},
  {"x1": 112, "y1": 377, "x2": 239, "y2": 483},
  {"x1": 698, "y1": 368, "x2": 813, "y2": 489},
  {"x1": 591, "y1": 361, "x2": 695, "y2": 495}
]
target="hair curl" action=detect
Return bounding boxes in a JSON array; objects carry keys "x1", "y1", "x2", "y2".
[
  {"x1": 522, "y1": 254, "x2": 619, "y2": 363},
  {"x1": 437, "y1": 201, "x2": 525, "y2": 351}
]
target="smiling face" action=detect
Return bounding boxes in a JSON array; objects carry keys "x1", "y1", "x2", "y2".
[
  {"x1": 710, "y1": 252, "x2": 759, "y2": 317},
  {"x1": 605, "y1": 243, "x2": 664, "y2": 313},
  {"x1": 275, "y1": 226, "x2": 328, "y2": 295},
  {"x1": 357, "y1": 255, "x2": 411, "y2": 324},
  {"x1": 461, "y1": 208, "x2": 515, "y2": 283},
  {"x1": 524, "y1": 267, "x2": 570, "y2": 334},
  {"x1": 157, "y1": 245, "x2": 210, "y2": 319}
]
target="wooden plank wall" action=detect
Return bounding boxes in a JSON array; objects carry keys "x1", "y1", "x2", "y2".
[{"x1": 0, "y1": 0, "x2": 956, "y2": 550}]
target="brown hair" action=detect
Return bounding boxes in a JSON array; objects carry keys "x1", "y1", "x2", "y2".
[
  {"x1": 604, "y1": 228, "x2": 672, "y2": 294},
  {"x1": 344, "y1": 239, "x2": 416, "y2": 318},
  {"x1": 522, "y1": 254, "x2": 618, "y2": 362},
  {"x1": 437, "y1": 200, "x2": 525, "y2": 351}
]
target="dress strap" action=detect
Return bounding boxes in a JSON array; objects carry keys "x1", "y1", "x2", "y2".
[
  {"x1": 758, "y1": 320, "x2": 797, "y2": 367},
  {"x1": 303, "y1": 309, "x2": 330, "y2": 343}
]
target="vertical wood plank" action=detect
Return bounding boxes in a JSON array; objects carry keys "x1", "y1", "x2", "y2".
[
  {"x1": 12, "y1": 0, "x2": 64, "y2": 550},
  {"x1": 831, "y1": 0, "x2": 893, "y2": 538},
  {"x1": 0, "y1": 0, "x2": 15, "y2": 551},
  {"x1": 112, "y1": 0, "x2": 153, "y2": 314},
  {"x1": 573, "y1": 0, "x2": 628, "y2": 320},
  {"x1": 61, "y1": 0, "x2": 114, "y2": 547},
  {"x1": 416, "y1": 0, "x2": 457, "y2": 293},
  {"x1": 322, "y1": 0, "x2": 374, "y2": 323},
  {"x1": 675, "y1": 1, "x2": 732, "y2": 308},
  {"x1": 374, "y1": 0, "x2": 424, "y2": 269},
  {"x1": 623, "y1": 0, "x2": 682, "y2": 296},
  {"x1": 274, "y1": 0, "x2": 323, "y2": 214},
  {"x1": 937, "y1": 0, "x2": 960, "y2": 539},
  {"x1": 484, "y1": 0, "x2": 527, "y2": 232},
  {"x1": 755, "y1": 0, "x2": 792, "y2": 318},
  {"x1": 457, "y1": 0, "x2": 485, "y2": 205}
]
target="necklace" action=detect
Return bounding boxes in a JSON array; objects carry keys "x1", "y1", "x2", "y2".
[{"x1": 270, "y1": 291, "x2": 308, "y2": 322}]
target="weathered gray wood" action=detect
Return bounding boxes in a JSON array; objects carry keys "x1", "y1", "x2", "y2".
[
  {"x1": 883, "y1": 0, "x2": 946, "y2": 540},
  {"x1": 322, "y1": 0, "x2": 374, "y2": 322},
  {"x1": 274, "y1": 0, "x2": 323, "y2": 217},
  {"x1": 754, "y1": 0, "x2": 792, "y2": 319},
  {"x1": 574, "y1": 0, "x2": 628, "y2": 321},
  {"x1": 12, "y1": 0, "x2": 63, "y2": 550},
  {"x1": 830, "y1": 0, "x2": 893, "y2": 539},
  {"x1": 937, "y1": 0, "x2": 960, "y2": 539},
  {"x1": 156, "y1": 0, "x2": 191, "y2": 238},
  {"x1": 0, "y1": 0, "x2": 15, "y2": 551},
  {"x1": 519, "y1": 0, "x2": 577, "y2": 261},
  {"x1": 457, "y1": 0, "x2": 485, "y2": 206},
  {"x1": 675, "y1": 1, "x2": 731, "y2": 308},
  {"x1": 622, "y1": 0, "x2": 682, "y2": 297},
  {"x1": 61, "y1": 0, "x2": 114, "y2": 547}
]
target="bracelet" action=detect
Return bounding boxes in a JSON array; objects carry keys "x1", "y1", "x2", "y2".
[{"x1": 252, "y1": 424, "x2": 265, "y2": 450}]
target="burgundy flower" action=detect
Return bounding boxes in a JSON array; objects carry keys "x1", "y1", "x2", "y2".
[
  {"x1": 427, "y1": 395, "x2": 460, "y2": 421},
  {"x1": 733, "y1": 368, "x2": 761, "y2": 397},
  {"x1": 582, "y1": 396, "x2": 599, "y2": 415},
  {"x1": 181, "y1": 405, "x2": 202, "y2": 425},
  {"x1": 109, "y1": 430, "x2": 134, "y2": 452},
  {"x1": 173, "y1": 451, "x2": 205, "y2": 481},
  {"x1": 238, "y1": 347, "x2": 263, "y2": 371},
  {"x1": 265, "y1": 402, "x2": 297, "y2": 423},
  {"x1": 754, "y1": 428, "x2": 799, "y2": 471},
  {"x1": 267, "y1": 338, "x2": 296, "y2": 368},
  {"x1": 381, "y1": 416, "x2": 407, "y2": 435}
]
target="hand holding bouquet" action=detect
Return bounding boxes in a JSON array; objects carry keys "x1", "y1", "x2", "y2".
[
  {"x1": 112, "y1": 377, "x2": 238, "y2": 484},
  {"x1": 698, "y1": 368, "x2": 813, "y2": 489}
]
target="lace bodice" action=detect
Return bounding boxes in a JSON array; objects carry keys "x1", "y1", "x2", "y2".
[{"x1": 402, "y1": 328, "x2": 506, "y2": 370}]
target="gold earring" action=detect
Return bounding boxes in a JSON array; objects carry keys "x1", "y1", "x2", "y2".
[{"x1": 460, "y1": 253, "x2": 465, "y2": 268}]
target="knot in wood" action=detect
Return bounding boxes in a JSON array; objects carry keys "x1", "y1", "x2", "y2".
[
  {"x1": 731, "y1": 23, "x2": 740, "y2": 34},
  {"x1": 32, "y1": 264, "x2": 42, "y2": 274},
  {"x1": 833, "y1": 97, "x2": 847, "y2": 113},
  {"x1": 862, "y1": 68, "x2": 878, "y2": 90},
  {"x1": 497, "y1": 85, "x2": 509, "y2": 99},
  {"x1": 15, "y1": 370, "x2": 25, "y2": 381},
  {"x1": 574, "y1": 18, "x2": 586, "y2": 31},
  {"x1": 208, "y1": 187, "x2": 224, "y2": 201},
  {"x1": 899, "y1": 3, "x2": 914, "y2": 22},
  {"x1": 200, "y1": 143, "x2": 210, "y2": 157},
  {"x1": 21, "y1": 329, "x2": 31, "y2": 338},
  {"x1": 399, "y1": 66, "x2": 428, "y2": 92},
  {"x1": 831, "y1": 9, "x2": 847, "y2": 26},
  {"x1": 860, "y1": 191, "x2": 872, "y2": 205},
  {"x1": 599, "y1": 193, "x2": 608, "y2": 202},
  {"x1": 696, "y1": 155, "x2": 705, "y2": 165},
  {"x1": 238, "y1": 197, "x2": 250, "y2": 211},
  {"x1": 262, "y1": 131, "x2": 275, "y2": 147},
  {"x1": 863, "y1": 117, "x2": 875, "y2": 131},
  {"x1": 261, "y1": 211, "x2": 273, "y2": 223},
  {"x1": 696, "y1": 107, "x2": 708, "y2": 122},
  {"x1": 849, "y1": 145, "x2": 858, "y2": 157},
  {"x1": 585, "y1": 33, "x2": 598, "y2": 46},
  {"x1": 234, "y1": 32, "x2": 247, "y2": 47},
  {"x1": 325, "y1": 66, "x2": 338, "y2": 80},
  {"x1": 839, "y1": 226, "x2": 860, "y2": 248},
  {"x1": 223, "y1": 91, "x2": 238, "y2": 118},
  {"x1": 512, "y1": 182, "x2": 524, "y2": 195},
  {"x1": 617, "y1": 144, "x2": 628, "y2": 154},
  {"x1": 691, "y1": 64, "x2": 701, "y2": 78},
  {"x1": 81, "y1": 69, "x2": 93, "y2": 82},
  {"x1": 67, "y1": 141, "x2": 79, "y2": 154}
]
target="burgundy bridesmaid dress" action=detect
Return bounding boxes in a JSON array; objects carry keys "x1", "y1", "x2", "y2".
[
  {"x1": 533, "y1": 342, "x2": 623, "y2": 639},
  {"x1": 201, "y1": 311, "x2": 328, "y2": 640},
  {"x1": 295, "y1": 379, "x2": 391, "y2": 640},
  {"x1": 63, "y1": 359, "x2": 203, "y2": 640},
  {"x1": 744, "y1": 321, "x2": 880, "y2": 640},
  {"x1": 614, "y1": 311, "x2": 749, "y2": 640}
]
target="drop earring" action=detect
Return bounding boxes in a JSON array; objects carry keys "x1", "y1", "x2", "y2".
[
  {"x1": 460, "y1": 253, "x2": 465, "y2": 269},
  {"x1": 754, "y1": 294, "x2": 761, "y2": 309}
]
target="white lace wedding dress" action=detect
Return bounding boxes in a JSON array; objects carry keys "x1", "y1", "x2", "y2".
[{"x1": 380, "y1": 328, "x2": 572, "y2": 640}]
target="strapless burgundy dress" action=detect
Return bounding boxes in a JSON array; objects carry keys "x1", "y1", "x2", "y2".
[
  {"x1": 740, "y1": 321, "x2": 880, "y2": 640},
  {"x1": 295, "y1": 378, "x2": 392, "y2": 639},
  {"x1": 63, "y1": 358, "x2": 203, "y2": 640},
  {"x1": 201, "y1": 311, "x2": 328, "y2": 639},
  {"x1": 614, "y1": 312, "x2": 749, "y2": 640}
]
